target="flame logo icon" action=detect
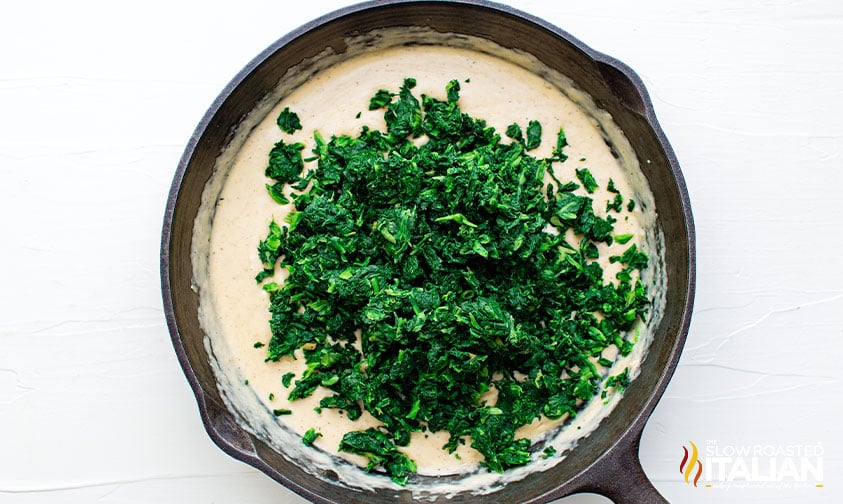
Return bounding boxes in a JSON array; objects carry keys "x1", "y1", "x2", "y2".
[{"x1": 680, "y1": 440, "x2": 703, "y2": 487}]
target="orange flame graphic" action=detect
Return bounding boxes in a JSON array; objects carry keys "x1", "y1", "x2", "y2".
[{"x1": 679, "y1": 440, "x2": 703, "y2": 487}]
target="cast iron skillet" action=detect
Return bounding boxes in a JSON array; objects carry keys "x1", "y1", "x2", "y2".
[{"x1": 161, "y1": 1, "x2": 695, "y2": 502}]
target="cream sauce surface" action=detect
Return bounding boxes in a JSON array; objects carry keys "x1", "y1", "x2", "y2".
[{"x1": 193, "y1": 33, "x2": 662, "y2": 497}]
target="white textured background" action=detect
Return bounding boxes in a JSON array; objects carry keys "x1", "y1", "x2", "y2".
[{"x1": 1, "y1": 1, "x2": 840, "y2": 502}]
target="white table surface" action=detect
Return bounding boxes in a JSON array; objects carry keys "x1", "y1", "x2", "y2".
[{"x1": 2, "y1": 1, "x2": 841, "y2": 502}]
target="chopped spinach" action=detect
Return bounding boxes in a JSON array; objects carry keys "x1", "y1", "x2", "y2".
[
  {"x1": 265, "y1": 141, "x2": 305, "y2": 183},
  {"x1": 339, "y1": 428, "x2": 418, "y2": 485},
  {"x1": 602, "y1": 367, "x2": 631, "y2": 399},
  {"x1": 277, "y1": 106, "x2": 302, "y2": 134},
  {"x1": 525, "y1": 120, "x2": 542, "y2": 150},
  {"x1": 614, "y1": 233, "x2": 634, "y2": 245},
  {"x1": 552, "y1": 127, "x2": 569, "y2": 162},
  {"x1": 575, "y1": 167, "x2": 599, "y2": 194},
  {"x1": 504, "y1": 120, "x2": 541, "y2": 151},
  {"x1": 281, "y1": 372, "x2": 295, "y2": 388},
  {"x1": 505, "y1": 123, "x2": 523, "y2": 143},
  {"x1": 256, "y1": 79, "x2": 650, "y2": 484},
  {"x1": 303, "y1": 428, "x2": 323, "y2": 446}
]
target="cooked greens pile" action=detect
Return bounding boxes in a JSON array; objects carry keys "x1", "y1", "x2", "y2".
[{"x1": 255, "y1": 78, "x2": 649, "y2": 485}]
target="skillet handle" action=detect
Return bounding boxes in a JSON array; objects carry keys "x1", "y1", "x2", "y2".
[
  {"x1": 576, "y1": 430, "x2": 669, "y2": 504},
  {"x1": 594, "y1": 59, "x2": 648, "y2": 117}
]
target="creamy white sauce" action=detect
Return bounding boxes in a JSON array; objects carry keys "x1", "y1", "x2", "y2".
[{"x1": 192, "y1": 28, "x2": 664, "y2": 498}]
